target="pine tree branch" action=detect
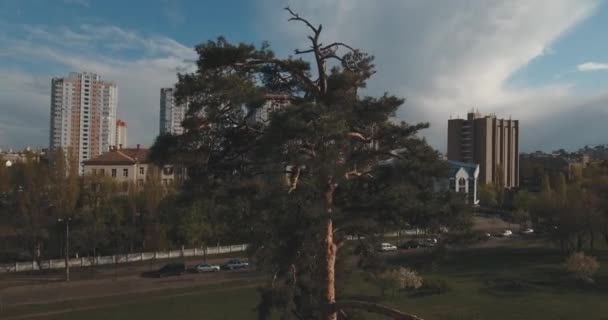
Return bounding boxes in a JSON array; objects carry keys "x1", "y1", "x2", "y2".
[
  {"x1": 284, "y1": 7, "x2": 327, "y2": 94},
  {"x1": 287, "y1": 166, "x2": 301, "y2": 194},
  {"x1": 347, "y1": 132, "x2": 372, "y2": 142},
  {"x1": 321, "y1": 42, "x2": 357, "y2": 53},
  {"x1": 285, "y1": 7, "x2": 319, "y2": 34}
]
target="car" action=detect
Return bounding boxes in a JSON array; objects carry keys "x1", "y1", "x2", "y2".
[
  {"x1": 420, "y1": 238, "x2": 438, "y2": 247},
  {"x1": 196, "y1": 263, "x2": 220, "y2": 273},
  {"x1": 379, "y1": 242, "x2": 398, "y2": 252},
  {"x1": 142, "y1": 262, "x2": 186, "y2": 278},
  {"x1": 222, "y1": 259, "x2": 249, "y2": 270},
  {"x1": 399, "y1": 239, "x2": 420, "y2": 249},
  {"x1": 522, "y1": 228, "x2": 534, "y2": 235},
  {"x1": 485, "y1": 233, "x2": 492, "y2": 238},
  {"x1": 501, "y1": 230, "x2": 513, "y2": 237}
]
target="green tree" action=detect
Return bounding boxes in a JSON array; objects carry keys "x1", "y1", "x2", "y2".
[
  {"x1": 513, "y1": 190, "x2": 533, "y2": 211},
  {"x1": 513, "y1": 209, "x2": 530, "y2": 230},
  {"x1": 554, "y1": 172, "x2": 567, "y2": 205},
  {"x1": 48, "y1": 148, "x2": 80, "y2": 220},
  {"x1": 541, "y1": 174, "x2": 552, "y2": 197},
  {"x1": 151, "y1": 8, "x2": 462, "y2": 320},
  {"x1": 14, "y1": 159, "x2": 51, "y2": 264},
  {"x1": 478, "y1": 183, "x2": 498, "y2": 207}
]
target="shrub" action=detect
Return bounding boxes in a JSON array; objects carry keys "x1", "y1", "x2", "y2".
[
  {"x1": 565, "y1": 252, "x2": 599, "y2": 282},
  {"x1": 377, "y1": 267, "x2": 423, "y2": 297}
]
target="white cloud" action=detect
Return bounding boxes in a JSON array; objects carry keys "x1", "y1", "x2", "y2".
[
  {"x1": 577, "y1": 62, "x2": 608, "y2": 72},
  {"x1": 0, "y1": 24, "x2": 196, "y2": 149},
  {"x1": 257, "y1": 0, "x2": 604, "y2": 152}
]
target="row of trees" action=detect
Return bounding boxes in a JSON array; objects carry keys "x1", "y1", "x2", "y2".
[
  {"x1": 0, "y1": 150, "x2": 242, "y2": 264},
  {"x1": 511, "y1": 162, "x2": 608, "y2": 252}
]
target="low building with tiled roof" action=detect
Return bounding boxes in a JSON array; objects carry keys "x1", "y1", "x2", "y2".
[{"x1": 82, "y1": 145, "x2": 185, "y2": 191}]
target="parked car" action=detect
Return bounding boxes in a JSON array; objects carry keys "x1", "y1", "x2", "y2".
[
  {"x1": 142, "y1": 262, "x2": 186, "y2": 278},
  {"x1": 222, "y1": 259, "x2": 249, "y2": 270},
  {"x1": 522, "y1": 228, "x2": 535, "y2": 235},
  {"x1": 196, "y1": 263, "x2": 220, "y2": 273},
  {"x1": 379, "y1": 242, "x2": 398, "y2": 252},
  {"x1": 501, "y1": 230, "x2": 513, "y2": 237},
  {"x1": 421, "y1": 238, "x2": 438, "y2": 247},
  {"x1": 399, "y1": 240, "x2": 420, "y2": 249}
]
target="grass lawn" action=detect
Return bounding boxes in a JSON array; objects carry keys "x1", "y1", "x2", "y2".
[
  {"x1": 2, "y1": 280, "x2": 261, "y2": 320},
  {"x1": 4, "y1": 242, "x2": 608, "y2": 319},
  {"x1": 340, "y1": 245, "x2": 608, "y2": 320}
]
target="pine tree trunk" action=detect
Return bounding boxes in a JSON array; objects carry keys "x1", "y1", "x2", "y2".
[
  {"x1": 325, "y1": 217, "x2": 337, "y2": 320},
  {"x1": 324, "y1": 181, "x2": 338, "y2": 320}
]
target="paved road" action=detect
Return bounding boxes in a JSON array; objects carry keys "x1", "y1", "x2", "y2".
[{"x1": 0, "y1": 256, "x2": 263, "y2": 306}]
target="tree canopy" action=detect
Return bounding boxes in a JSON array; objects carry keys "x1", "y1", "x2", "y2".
[{"x1": 150, "y1": 8, "x2": 467, "y2": 320}]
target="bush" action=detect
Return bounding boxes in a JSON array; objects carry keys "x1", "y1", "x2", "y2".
[
  {"x1": 377, "y1": 267, "x2": 423, "y2": 297},
  {"x1": 565, "y1": 252, "x2": 599, "y2": 282}
]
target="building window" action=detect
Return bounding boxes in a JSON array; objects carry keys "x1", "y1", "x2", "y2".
[
  {"x1": 123, "y1": 169, "x2": 128, "y2": 177},
  {"x1": 139, "y1": 167, "x2": 144, "y2": 175},
  {"x1": 99, "y1": 168, "x2": 105, "y2": 176},
  {"x1": 138, "y1": 179, "x2": 144, "y2": 186},
  {"x1": 111, "y1": 169, "x2": 116, "y2": 177},
  {"x1": 458, "y1": 178, "x2": 466, "y2": 193},
  {"x1": 122, "y1": 182, "x2": 128, "y2": 192}
]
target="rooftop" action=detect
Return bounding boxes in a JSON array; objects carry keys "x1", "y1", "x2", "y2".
[{"x1": 82, "y1": 147, "x2": 149, "y2": 166}]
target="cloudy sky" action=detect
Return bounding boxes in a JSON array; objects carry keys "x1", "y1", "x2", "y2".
[{"x1": 1, "y1": 0, "x2": 607, "y2": 153}]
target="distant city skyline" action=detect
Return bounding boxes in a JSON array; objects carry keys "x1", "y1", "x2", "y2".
[{"x1": 1, "y1": 1, "x2": 608, "y2": 152}]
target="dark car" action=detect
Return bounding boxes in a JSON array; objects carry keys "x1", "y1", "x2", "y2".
[
  {"x1": 399, "y1": 239, "x2": 420, "y2": 249},
  {"x1": 221, "y1": 259, "x2": 249, "y2": 270},
  {"x1": 142, "y1": 262, "x2": 186, "y2": 278}
]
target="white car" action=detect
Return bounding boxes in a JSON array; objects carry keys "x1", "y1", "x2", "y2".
[
  {"x1": 522, "y1": 228, "x2": 535, "y2": 235},
  {"x1": 502, "y1": 230, "x2": 513, "y2": 237},
  {"x1": 196, "y1": 263, "x2": 220, "y2": 273},
  {"x1": 379, "y1": 243, "x2": 398, "y2": 252}
]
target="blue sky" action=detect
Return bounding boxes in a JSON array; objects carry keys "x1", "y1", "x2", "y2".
[{"x1": 1, "y1": 0, "x2": 607, "y2": 152}]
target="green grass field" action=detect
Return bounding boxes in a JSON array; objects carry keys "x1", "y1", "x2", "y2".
[{"x1": 4, "y1": 243, "x2": 608, "y2": 320}]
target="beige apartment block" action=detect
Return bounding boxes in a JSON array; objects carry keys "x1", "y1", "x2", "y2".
[
  {"x1": 447, "y1": 112, "x2": 519, "y2": 188},
  {"x1": 82, "y1": 146, "x2": 185, "y2": 192}
]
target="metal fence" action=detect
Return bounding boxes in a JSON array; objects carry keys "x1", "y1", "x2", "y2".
[{"x1": 0, "y1": 244, "x2": 248, "y2": 273}]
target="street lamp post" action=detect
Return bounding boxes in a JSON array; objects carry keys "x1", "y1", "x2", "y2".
[{"x1": 58, "y1": 217, "x2": 71, "y2": 282}]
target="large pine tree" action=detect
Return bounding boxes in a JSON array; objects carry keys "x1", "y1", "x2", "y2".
[{"x1": 151, "y1": 8, "x2": 465, "y2": 319}]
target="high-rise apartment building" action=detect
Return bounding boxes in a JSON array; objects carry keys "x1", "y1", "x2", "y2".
[
  {"x1": 49, "y1": 72, "x2": 118, "y2": 169},
  {"x1": 246, "y1": 94, "x2": 291, "y2": 125},
  {"x1": 160, "y1": 88, "x2": 186, "y2": 135},
  {"x1": 447, "y1": 112, "x2": 519, "y2": 188},
  {"x1": 115, "y1": 119, "x2": 128, "y2": 148}
]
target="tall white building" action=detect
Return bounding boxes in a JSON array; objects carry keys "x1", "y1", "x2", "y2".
[
  {"x1": 160, "y1": 88, "x2": 186, "y2": 135},
  {"x1": 115, "y1": 119, "x2": 128, "y2": 148},
  {"x1": 49, "y1": 72, "x2": 118, "y2": 169}
]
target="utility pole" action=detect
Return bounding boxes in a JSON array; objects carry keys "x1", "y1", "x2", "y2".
[{"x1": 58, "y1": 217, "x2": 71, "y2": 281}]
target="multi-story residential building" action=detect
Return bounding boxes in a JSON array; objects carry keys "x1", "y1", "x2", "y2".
[
  {"x1": 447, "y1": 111, "x2": 519, "y2": 188},
  {"x1": 115, "y1": 119, "x2": 128, "y2": 148},
  {"x1": 82, "y1": 145, "x2": 185, "y2": 192},
  {"x1": 160, "y1": 88, "x2": 186, "y2": 135},
  {"x1": 246, "y1": 94, "x2": 291, "y2": 125},
  {"x1": 49, "y1": 72, "x2": 118, "y2": 170}
]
